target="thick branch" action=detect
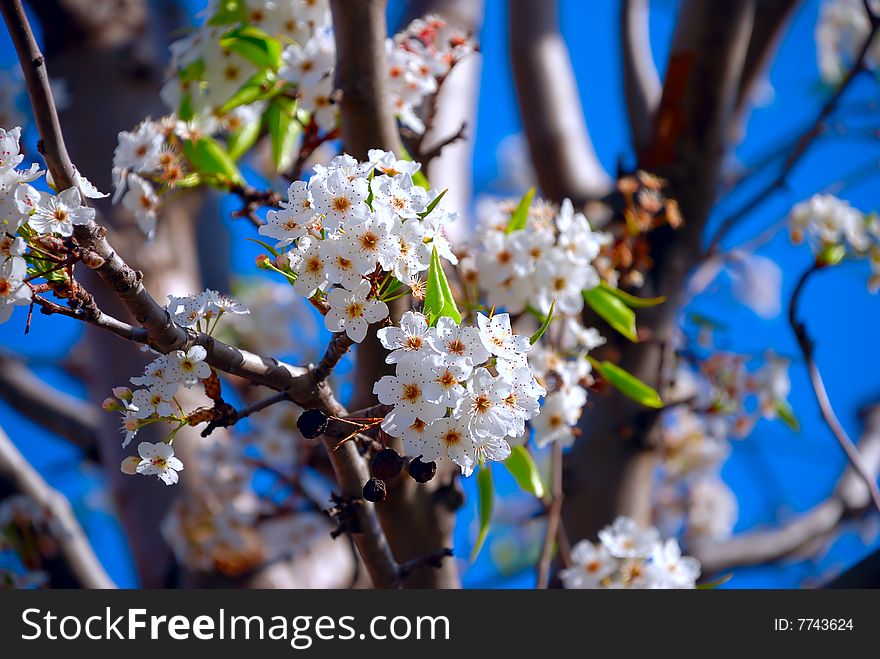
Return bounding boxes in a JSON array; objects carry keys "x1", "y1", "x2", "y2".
[
  {"x1": 329, "y1": 0, "x2": 402, "y2": 158},
  {"x1": 621, "y1": 0, "x2": 661, "y2": 155},
  {"x1": 0, "y1": 425, "x2": 115, "y2": 588},
  {"x1": 509, "y1": 0, "x2": 612, "y2": 204}
]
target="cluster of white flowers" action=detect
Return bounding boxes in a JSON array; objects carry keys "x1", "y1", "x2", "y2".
[
  {"x1": 560, "y1": 516, "x2": 701, "y2": 589},
  {"x1": 373, "y1": 310, "x2": 545, "y2": 476},
  {"x1": 788, "y1": 193, "x2": 880, "y2": 290},
  {"x1": 259, "y1": 149, "x2": 457, "y2": 342},
  {"x1": 815, "y1": 0, "x2": 880, "y2": 83},
  {"x1": 388, "y1": 15, "x2": 475, "y2": 133},
  {"x1": 1, "y1": 125, "x2": 104, "y2": 323},
  {"x1": 650, "y1": 349, "x2": 793, "y2": 541},
  {"x1": 457, "y1": 196, "x2": 610, "y2": 450},
  {"x1": 467, "y1": 198, "x2": 608, "y2": 316},
  {"x1": 110, "y1": 289, "x2": 248, "y2": 484},
  {"x1": 163, "y1": 0, "x2": 331, "y2": 118}
]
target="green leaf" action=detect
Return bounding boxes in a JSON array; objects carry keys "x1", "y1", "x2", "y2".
[
  {"x1": 246, "y1": 237, "x2": 280, "y2": 258},
  {"x1": 182, "y1": 136, "x2": 244, "y2": 185},
  {"x1": 472, "y1": 466, "x2": 494, "y2": 561},
  {"x1": 696, "y1": 573, "x2": 733, "y2": 589},
  {"x1": 583, "y1": 286, "x2": 638, "y2": 342},
  {"x1": 219, "y1": 69, "x2": 275, "y2": 114},
  {"x1": 208, "y1": 0, "x2": 247, "y2": 25},
  {"x1": 220, "y1": 26, "x2": 283, "y2": 70},
  {"x1": 178, "y1": 58, "x2": 206, "y2": 83},
  {"x1": 599, "y1": 281, "x2": 666, "y2": 308},
  {"x1": 505, "y1": 187, "x2": 535, "y2": 234},
  {"x1": 178, "y1": 93, "x2": 195, "y2": 123},
  {"x1": 588, "y1": 358, "x2": 664, "y2": 408},
  {"x1": 265, "y1": 96, "x2": 300, "y2": 172},
  {"x1": 227, "y1": 117, "x2": 262, "y2": 161},
  {"x1": 424, "y1": 245, "x2": 461, "y2": 326},
  {"x1": 419, "y1": 188, "x2": 448, "y2": 219},
  {"x1": 775, "y1": 400, "x2": 800, "y2": 432},
  {"x1": 529, "y1": 299, "x2": 555, "y2": 345},
  {"x1": 503, "y1": 446, "x2": 545, "y2": 499},
  {"x1": 398, "y1": 145, "x2": 430, "y2": 189}
]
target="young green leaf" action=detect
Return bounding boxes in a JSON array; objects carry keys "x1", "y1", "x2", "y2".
[
  {"x1": 530, "y1": 299, "x2": 555, "y2": 345},
  {"x1": 419, "y1": 188, "x2": 448, "y2": 219},
  {"x1": 599, "y1": 281, "x2": 666, "y2": 308},
  {"x1": 505, "y1": 187, "x2": 535, "y2": 234},
  {"x1": 775, "y1": 400, "x2": 800, "y2": 432},
  {"x1": 472, "y1": 466, "x2": 494, "y2": 561},
  {"x1": 265, "y1": 96, "x2": 300, "y2": 172},
  {"x1": 398, "y1": 145, "x2": 431, "y2": 189},
  {"x1": 589, "y1": 358, "x2": 664, "y2": 408},
  {"x1": 219, "y1": 69, "x2": 275, "y2": 114},
  {"x1": 208, "y1": 0, "x2": 247, "y2": 25},
  {"x1": 583, "y1": 286, "x2": 638, "y2": 342},
  {"x1": 696, "y1": 573, "x2": 733, "y2": 589},
  {"x1": 178, "y1": 59, "x2": 206, "y2": 83},
  {"x1": 178, "y1": 93, "x2": 195, "y2": 122},
  {"x1": 219, "y1": 26, "x2": 283, "y2": 70},
  {"x1": 227, "y1": 117, "x2": 262, "y2": 161},
  {"x1": 424, "y1": 246, "x2": 462, "y2": 326},
  {"x1": 182, "y1": 136, "x2": 244, "y2": 185},
  {"x1": 246, "y1": 237, "x2": 280, "y2": 259},
  {"x1": 503, "y1": 446, "x2": 545, "y2": 499}
]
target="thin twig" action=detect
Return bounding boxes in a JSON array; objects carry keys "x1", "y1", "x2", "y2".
[
  {"x1": 705, "y1": 4, "x2": 880, "y2": 253},
  {"x1": 788, "y1": 264, "x2": 880, "y2": 514},
  {"x1": 537, "y1": 442, "x2": 564, "y2": 588}
]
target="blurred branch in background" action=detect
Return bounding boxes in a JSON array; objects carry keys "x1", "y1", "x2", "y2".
[
  {"x1": 621, "y1": 0, "x2": 661, "y2": 156},
  {"x1": 509, "y1": 0, "x2": 612, "y2": 204},
  {"x1": 0, "y1": 424, "x2": 115, "y2": 589},
  {"x1": 693, "y1": 404, "x2": 880, "y2": 575},
  {"x1": 0, "y1": 352, "x2": 99, "y2": 457}
]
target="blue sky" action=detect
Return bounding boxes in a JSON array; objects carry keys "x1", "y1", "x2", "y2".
[{"x1": 1, "y1": 0, "x2": 879, "y2": 588}]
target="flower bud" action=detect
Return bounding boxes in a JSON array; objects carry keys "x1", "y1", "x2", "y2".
[
  {"x1": 120, "y1": 456, "x2": 141, "y2": 475},
  {"x1": 255, "y1": 254, "x2": 271, "y2": 269},
  {"x1": 102, "y1": 397, "x2": 121, "y2": 412},
  {"x1": 112, "y1": 386, "x2": 133, "y2": 401}
]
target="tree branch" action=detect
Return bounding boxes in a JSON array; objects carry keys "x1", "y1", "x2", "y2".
[
  {"x1": 788, "y1": 265, "x2": 880, "y2": 514},
  {"x1": 0, "y1": 352, "x2": 99, "y2": 455},
  {"x1": 735, "y1": 0, "x2": 802, "y2": 117},
  {"x1": 509, "y1": 0, "x2": 612, "y2": 204},
  {"x1": 621, "y1": 0, "x2": 661, "y2": 156},
  {"x1": 706, "y1": 2, "x2": 880, "y2": 253},
  {"x1": 329, "y1": 0, "x2": 402, "y2": 159},
  {"x1": 0, "y1": 425, "x2": 115, "y2": 588},
  {"x1": 691, "y1": 403, "x2": 880, "y2": 573},
  {"x1": 3, "y1": 0, "x2": 403, "y2": 589}
]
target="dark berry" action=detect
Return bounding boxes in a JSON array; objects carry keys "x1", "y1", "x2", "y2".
[
  {"x1": 371, "y1": 448, "x2": 404, "y2": 480},
  {"x1": 408, "y1": 456, "x2": 437, "y2": 483},
  {"x1": 297, "y1": 409, "x2": 329, "y2": 439},
  {"x1": 362, "y1": 477, "x2": 387, "y2": 503}
]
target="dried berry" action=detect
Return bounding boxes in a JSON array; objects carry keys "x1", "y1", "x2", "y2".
[
  {"x1": 362, "y1": 477, "x2": 387, "y2": 503},
  {"x1": 297, "y1": 409, "x2": 329, "y2": 439},
  {"x1": 408, "y1": 456, "x2": 437, "y2": 483},
  {"x1": 371, "y1": 448, "x2": 404, "y2": 480}
]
